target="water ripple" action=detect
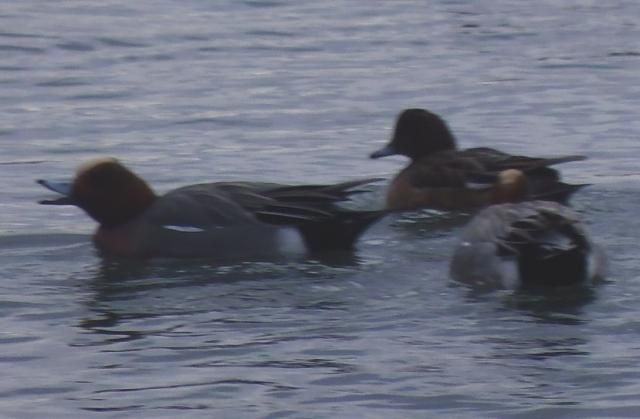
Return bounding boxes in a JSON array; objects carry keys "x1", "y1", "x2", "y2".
[{"x1": 0, "y1": 44, "x2": 46, "y2": 54}]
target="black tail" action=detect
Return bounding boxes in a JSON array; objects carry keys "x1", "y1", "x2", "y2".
[
  {"x1": 252, "y1": 178, "x2": 386, "y2": 251},
  {"x1": 518, "y1": 239, "x2": 588, "y2": 288},
  {"x1": 528, "y1": 182, "x2": 590, "y2": 205},
  {"x1": 297, "y1": 210, "x2": 385, "y2": 252},
  {"x1": 521, "y1": 165, "x2": 588, "y2": 204},
  {"x1": 498, "y1": 212, "x2": 590, "y2": 287}
]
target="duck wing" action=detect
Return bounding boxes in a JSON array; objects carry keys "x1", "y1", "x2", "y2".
[
  {"x1": 408, "y1": 152, "x2": 488, "y2": 188},
  {"x1": 461, "y1": 147, "x2": 586, "y2": 173},
  {"x1": 226, "y1": 178, "x2": 387, "y2": 251},
  {"x1": 251, "y1": 178, "x2": 383, "y2": 224}
]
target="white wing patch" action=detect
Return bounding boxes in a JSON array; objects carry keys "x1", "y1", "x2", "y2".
[{"x1": 162, "y1": 225, "x2": 207, "y2": 233}]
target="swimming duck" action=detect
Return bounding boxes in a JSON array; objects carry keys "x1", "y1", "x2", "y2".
[
  {"x1": 449, "y1": 171, "x2": 605, "y2": 289},
  {"x1": 370, "y1": 108, "x2": 587, "y2": 210},
  {"x1": 37, "y1": 158, "x2": 386, "y2": 259}
]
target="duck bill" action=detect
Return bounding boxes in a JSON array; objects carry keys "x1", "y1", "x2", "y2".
[
  {"x1": 369, "y1": 144, "x2": 397, "y2": 159},
  {"x1": 36, "y1": 179, "x2": 77, "y2": 205},
  {"x1": 39, "y1": 195, "x2": 77, "y2": 205}
]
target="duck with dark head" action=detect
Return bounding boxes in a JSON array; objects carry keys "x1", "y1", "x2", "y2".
[
  {"x1": 38, "y1": 158, "x2": 386, "y2": 260},
  {"x1": 370, "y1": 108, "x2": 588, "y2": 211}
]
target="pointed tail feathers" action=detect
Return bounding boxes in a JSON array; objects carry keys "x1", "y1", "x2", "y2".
[{"x1": 528, "y1": 182, "x2": 590, "y2": 205}]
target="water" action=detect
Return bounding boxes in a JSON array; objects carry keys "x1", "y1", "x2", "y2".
[{"x1": 1, "y1": 0, "x2": 640, "y2": 417}]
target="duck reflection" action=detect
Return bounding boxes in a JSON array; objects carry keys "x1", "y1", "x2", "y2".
[
  {"x1": 76, "y1": 251, "x2": 363, "y2": 343},
  {"x1": 461, "y1": 280, "x2": 598, "y2": 326},
  {"x1": 501, "y1": 286, "x2": 597, "y2": 325}
]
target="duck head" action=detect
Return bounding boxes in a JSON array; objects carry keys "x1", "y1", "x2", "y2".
[
  {"x1": 38, "y1": 157, "x2": 156, "y2": 228},
  {"x1": 370, "y1": 108, "x2": 457, "y2": 161}
]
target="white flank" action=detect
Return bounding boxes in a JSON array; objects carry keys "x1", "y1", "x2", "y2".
[
  {"x1": 276, "y1": 227, "x2": 306, "y2": 256},
  {"x1": 499, "y1": 259, "x2": 521, "y2": 290}
]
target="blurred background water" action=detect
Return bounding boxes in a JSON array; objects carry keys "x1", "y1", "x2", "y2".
[{"x1": 1, "y1": 1, "x2": 639, "y2": 417}]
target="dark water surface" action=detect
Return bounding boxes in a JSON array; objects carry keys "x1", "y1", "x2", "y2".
[{"x1": 1, "y1": 1, "x2": 640, "y2": 417}]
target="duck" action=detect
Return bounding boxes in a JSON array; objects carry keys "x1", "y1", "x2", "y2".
[
  {"x1": 370, "y1": 108, "x2": 588, "y2": 211},
  {"x1": 37, "y1": 157, "x2": 386, "y2": 259},
  {"x1": 449, "y1": 169, "x2": 606, "y2": 289}
]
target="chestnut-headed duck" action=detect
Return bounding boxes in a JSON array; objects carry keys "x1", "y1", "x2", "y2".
[
  {"x1": 370, "y1": 108, "x2": 587, "y2": 211},
  {"x1": 37, "y1": 158, "x2": 386, "y2": 259},
  {"x1": 450, "y1": 171, "x2": 606, "y2": 290}
]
